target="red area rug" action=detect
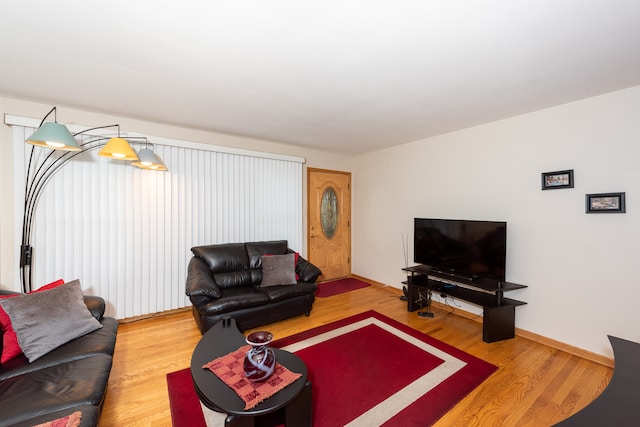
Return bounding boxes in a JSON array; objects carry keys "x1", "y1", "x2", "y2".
[
  {"x1": 167, "y1": 310, "x2": 497, "y2": 426},
  {"x1": 315, "y1": 277, "x2": 371, "y2": 297}
]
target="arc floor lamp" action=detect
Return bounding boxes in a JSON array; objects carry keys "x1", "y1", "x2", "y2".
[{"x1": 20, "y1": 107, "x2": 167, "y2": 293}]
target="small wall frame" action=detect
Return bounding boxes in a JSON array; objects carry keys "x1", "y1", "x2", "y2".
[
  {"x1": 541, "y1": 169, "x2": 574, "y2": 190},
  {"x1": 585, "y1": 192, "x2": 626, "y2": 213}
]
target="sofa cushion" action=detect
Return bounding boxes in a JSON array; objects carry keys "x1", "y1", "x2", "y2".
[
  {"x1": 0, "y1": 317, "x2": 118, "y2": 381},
  {"x1": 260, "y1": 253, "x2": 297, "y2": 287},
  {"x1": 257, "y1": 281, "x2": 318, "y2": 303},
  {"x1": 0, "y1": 281, "x2": 102, "y2": 363},
  {"x1": 246, "y1": 240, "x2": 288, "y2": 268},
  {"x1": 0, "y1": 279, "x2": 65, "y2": 364},
  {"x1": 212, "y1": 270, "x2": 253, "y2": 289},
  {"x1": 0, "y1": 354, "x2": 111, "y2": 427},
  {"x1": 200, "y1": 288, "x2": 270, "y2": 316},
  {"x1": 192, "y1": 243, "x2": 249, "y2": 274}
]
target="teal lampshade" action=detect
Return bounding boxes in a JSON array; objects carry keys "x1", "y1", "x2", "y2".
[
  {"x1": 132, "y1": 148, "x2": 167, "y2": 171},
  {"x1": 26, "y1": 122, "x2": 81, "y2": 151}
]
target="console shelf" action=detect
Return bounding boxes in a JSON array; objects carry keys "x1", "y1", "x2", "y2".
[{"x1": 402, "y1": 265, "x2": 527, "y2": 342}]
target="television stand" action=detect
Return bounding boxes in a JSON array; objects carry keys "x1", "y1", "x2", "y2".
[{"x1": 402, "y1": 265, "x2": 527, "y2": 343}]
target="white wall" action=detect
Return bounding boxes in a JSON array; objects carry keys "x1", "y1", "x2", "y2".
[
  {"x1": 352, "y1": 85, "x2": 640, "y2": 357},
  {"x1": 0, "y1": 96, "x2": 352, "y2": 293}
]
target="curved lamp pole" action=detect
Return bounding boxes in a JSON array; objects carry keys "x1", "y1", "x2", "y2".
[{"x1": 19, "y1": 107, "x2": 165, "y2": 292}]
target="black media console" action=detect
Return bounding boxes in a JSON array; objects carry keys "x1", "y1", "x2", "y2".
[{"x1": 403, "y1": 265, "x2": 527, "y2": 343}]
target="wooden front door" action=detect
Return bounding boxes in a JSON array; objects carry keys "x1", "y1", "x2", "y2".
[{"x1": 307, "y1": 168, "x2": 351, "y2": 281}]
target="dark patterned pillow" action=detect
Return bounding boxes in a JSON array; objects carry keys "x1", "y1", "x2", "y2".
[{"x1": 260, "y1": 253, "x2": 297, "y2": 287}]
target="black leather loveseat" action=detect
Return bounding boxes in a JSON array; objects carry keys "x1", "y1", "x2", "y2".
[
  {"x1": 0, "y1": 288, "x2": 117, "y2": 427},
  {"x1": 185, "y1": 240, "x2": 322, "y2": 334}
]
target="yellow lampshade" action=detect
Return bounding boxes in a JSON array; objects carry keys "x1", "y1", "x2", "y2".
[{"x1": 98, "y1": 137, "x2": 139, "y2": 160}]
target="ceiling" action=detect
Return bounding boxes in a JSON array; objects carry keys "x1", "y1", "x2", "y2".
[{"x1": 1, "y1": 1, "x2": 640, "y2": 155}]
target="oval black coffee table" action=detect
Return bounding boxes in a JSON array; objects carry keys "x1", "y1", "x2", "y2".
[{"x1": 190, "y1": 317, "x2": 312, "y2": 427}]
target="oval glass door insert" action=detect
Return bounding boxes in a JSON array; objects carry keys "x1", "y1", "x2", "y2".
[{"x1": 320, "y1": 187, "x2": 338, "y2": 239}]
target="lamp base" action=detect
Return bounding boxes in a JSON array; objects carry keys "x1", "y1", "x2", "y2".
[
  {"x1": 19, "y1": 244, "x2": 32, "y2": 267},
  {"x1": 19, "y1": 244, "x2": 33, "y2": 293}
]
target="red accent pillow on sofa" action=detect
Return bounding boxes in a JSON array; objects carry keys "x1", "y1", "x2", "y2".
[{"x1": 0, "y1": 279, "x2": 64, "y2": 363}]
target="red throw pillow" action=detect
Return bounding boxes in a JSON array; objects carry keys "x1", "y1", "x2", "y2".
[
  {"x1": 35, "y1": 279, "x2": 65, "y2": 292},
  {"x1": 0, "y1": 279, "x2": 64, "y2": 363},
  {"x1": 286, "y1": 252, "x2": 300, "y2": 280}
]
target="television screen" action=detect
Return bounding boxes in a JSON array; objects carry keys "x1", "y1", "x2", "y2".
[{"x1": 414, "y1": 218, "x2": 506, "y2": 281}]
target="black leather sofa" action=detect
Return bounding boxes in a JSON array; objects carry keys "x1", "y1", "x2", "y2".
[
  {"x1": 186, "y1": 240, "x2": 322, "y2": 334},
  {"x1": 0, "y1": 290, "x2": 117, "y2": 427}
]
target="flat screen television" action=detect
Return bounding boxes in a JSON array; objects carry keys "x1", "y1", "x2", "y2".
[{"x1": 414, "y1": 218, "x2": 507, "y2": 282}]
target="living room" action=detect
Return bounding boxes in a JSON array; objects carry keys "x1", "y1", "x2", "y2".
[{"x1": 1, "y1": 2, "x2": 640, "y2": 426}]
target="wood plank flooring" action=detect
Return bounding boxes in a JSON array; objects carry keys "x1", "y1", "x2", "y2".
[{"x1": 99, "y1": 283, "x2": 612, "y2": 426}]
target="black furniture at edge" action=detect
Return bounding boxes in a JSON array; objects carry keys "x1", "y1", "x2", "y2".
[
  {"x1": 191, "y1": 317, "x2": 312, "y2": 427},
  {"x1": 554, "y1": 335, "x2": 640, "y2": 426},
  {"x1": 403, "y1": 265, "x2": 527, "y2": 342}
]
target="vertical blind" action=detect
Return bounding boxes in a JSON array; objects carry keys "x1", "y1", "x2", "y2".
[{"x1": 13, "y1": 125, "x2": 303, "y2": 319}]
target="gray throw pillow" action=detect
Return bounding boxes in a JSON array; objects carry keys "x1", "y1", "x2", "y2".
[
  {"x1": 0, "y1": 279, "x2": 103, "y2": 362},
  {"x1": 260, "y1": 253, "x2": 297, "y2": 287}
]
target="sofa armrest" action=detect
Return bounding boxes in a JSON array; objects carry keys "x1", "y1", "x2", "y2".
[
  {"x1": 0, "y1": 290, "x2": 21, "y2": 297},
  {"x1": 83, "y1": 295, "x2": 106, "y2": 321},
  {"x1": 293, "y1": 252, "x2": 323, "y2": 283},
  {"x1": 186, "y1": 256, "x2": 222, "y2": 305}
]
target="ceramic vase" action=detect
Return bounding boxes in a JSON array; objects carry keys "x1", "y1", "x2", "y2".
[{"x1": 243, "y1": 331, "x2": 276, "y2": 382}]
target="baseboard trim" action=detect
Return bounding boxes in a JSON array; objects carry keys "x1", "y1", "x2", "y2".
[
  {"x1": 352, "y1": 274, "x2": 614, "y2": 368},
  {"x1": 350, "y1": 274, "x2": 390, "y2": 289},
  {"x1": 515, "y1": 328, "x2": 613, "y2": 368},
  {"x1": 118, "y1": 306, "x2": 191, "y2": 324}
]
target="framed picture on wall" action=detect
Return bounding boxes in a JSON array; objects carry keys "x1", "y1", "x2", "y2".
[
  {"x1": 541, "y1": 169, "x2": 574, "y2": 190},
  {"x1": 585, "y1": 192, "x2": 626, "y2": 213}
]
